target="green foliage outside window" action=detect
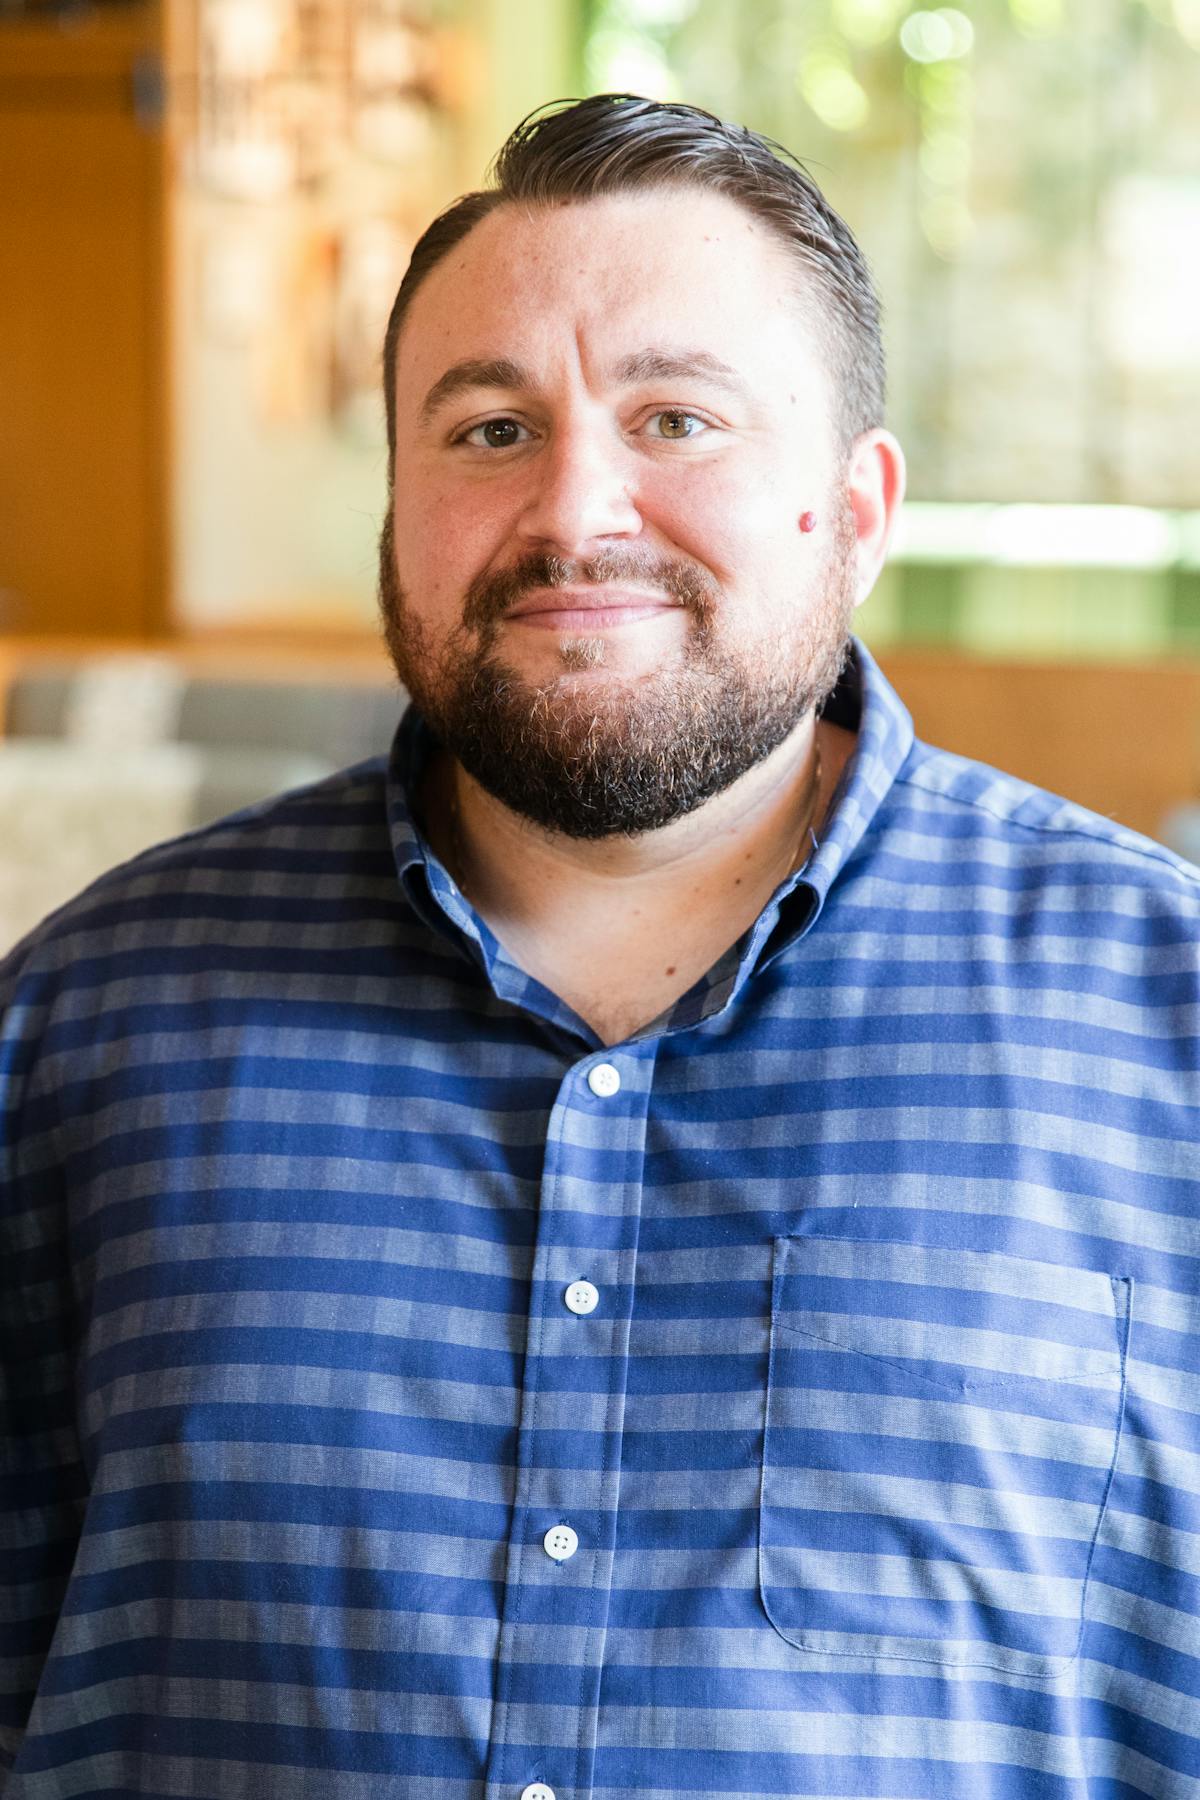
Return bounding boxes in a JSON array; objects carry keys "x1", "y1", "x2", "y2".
[{"x1": 580, "y1": 0, "x2": 1200, "y2": 652}]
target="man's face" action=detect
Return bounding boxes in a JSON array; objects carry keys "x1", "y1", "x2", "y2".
[{"x1": 381, "y1": 186, "x2": 863, "y2": 838}]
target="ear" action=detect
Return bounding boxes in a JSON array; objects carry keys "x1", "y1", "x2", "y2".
[{"x1": 844, "y1": 428, "x2": 906, "y2": 608}]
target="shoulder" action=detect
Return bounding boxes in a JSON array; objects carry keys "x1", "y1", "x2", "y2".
[
  {"x1": 0, "y1": 756, "x2": 394, "y2": 1002},
  {"x1": 887, "y1": 737, "x2": 1200, "y2": 907},
  {"x1": 832, "y1": 737, "x2": 1200, "y2": 1026},
  {"x1": 818, "y1": 740, "x2": 1200, "y2": 1096}
]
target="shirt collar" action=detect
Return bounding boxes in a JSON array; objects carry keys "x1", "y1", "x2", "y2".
[
  {"x1": 384, "y1": 635, "x2": 915, "y2": 1029},
  {"x1": 790, "y1": 633, "x2": 915, "y2": 917}
]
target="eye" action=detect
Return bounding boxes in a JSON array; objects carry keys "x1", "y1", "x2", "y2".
[
  {"x1": 459, "y1": 417, "x2": 530, "y2": 449},
  {"x1": 645, "y1": 409, "x2": 710, "y2": 441}
]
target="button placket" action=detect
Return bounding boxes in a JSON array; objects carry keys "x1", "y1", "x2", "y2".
[
  {"x1": 543, "y1": 1523, "x2": 579, "y2": 1562},
  {"x1": 564, "y1": 1279, "x2": 599, "y2": 1315},
  {"x1": 586, "y1": 1061, "x2": 621, "y2": 1098},
  {"x1": 485, "y1": 1045, "x2": 651, "y2": 1800}
]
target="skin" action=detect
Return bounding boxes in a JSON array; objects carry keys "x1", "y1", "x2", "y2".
[{"x1": 386, "y1": 186, "x2": 905, "y2": 1043}]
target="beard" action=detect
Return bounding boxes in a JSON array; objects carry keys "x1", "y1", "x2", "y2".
[{"x1": 377, "y1": 502, "x2": 858, "y2": 840}]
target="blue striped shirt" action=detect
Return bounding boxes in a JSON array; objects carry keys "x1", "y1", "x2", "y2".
[{"x1": 2, "y1": 638, "x2": 1198, "y2": 1799}]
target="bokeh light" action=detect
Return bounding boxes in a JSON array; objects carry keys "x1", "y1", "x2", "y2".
[
  {"x1": 831, "y1": 0, "x2": 910, "y2": 45},
  {"x1": 918, "y1": 125, "x2": 970, "y2": 183},
  {"x1": 1172, "y1": 0, "x2": 1200, "y2": 46},
  {"x1": 621, "y1": 0, "x2": 699, "y2": 27},
  {"x1": 798, "y1": 46, "x2": 871, "y2": 131},
  {"x1": 1006, "y1": 0, "x2": 1065, "y2": 34},
  {"x1": 586, "y1": 27, "x2": 677, "y2": 98},
  {"x1": 900, "y1": 8, "x2": 975, "y2": 61}
]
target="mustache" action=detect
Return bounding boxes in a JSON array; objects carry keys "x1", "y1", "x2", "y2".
[{"x1": 462, "y1": 547, "x2": 720, "y2": 633}]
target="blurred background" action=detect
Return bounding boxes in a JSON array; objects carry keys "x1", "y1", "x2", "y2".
[{"x1": 2, "y1": 0, "x2": 1199, "y2": 950}]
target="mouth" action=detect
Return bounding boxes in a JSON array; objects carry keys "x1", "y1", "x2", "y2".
[{"x1": 504, "y1": 586, "x2": 683, "y2": 631}]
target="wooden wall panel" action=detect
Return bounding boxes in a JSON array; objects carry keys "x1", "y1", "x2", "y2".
[
  {"x1": 879, "y1": 648, "x2": 1200, "y2": 841},
  {"x1": 0, "y1": 2, "x2": 168, "y2": 639}
]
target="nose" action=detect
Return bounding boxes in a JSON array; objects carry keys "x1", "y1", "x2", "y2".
[{"x1": 514, "y1": 420, "x2": 643, "y2": 554}]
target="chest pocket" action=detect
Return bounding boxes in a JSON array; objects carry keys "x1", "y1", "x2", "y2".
[{"x1": 760, "y1": 1235, "x2": 1131, "y2": 1678}]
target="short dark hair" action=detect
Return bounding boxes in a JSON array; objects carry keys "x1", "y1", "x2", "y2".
[{"x1": 381, "y1": 93, "x2": 885, "y2": 479}]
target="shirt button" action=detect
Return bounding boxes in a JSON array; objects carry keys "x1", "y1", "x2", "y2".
[
  {"x1": 564, "y1": 1280, "x2": 598, "y2": 1315},
  {"x1": 587, "y1": 1061, "x2": 621, "y2": 1098},
  {"x1": 543, "y1": 1524, "x2": 578, "y2": 1562},
  {"x1": 520, "y1": 1786, "x2": 556, "y2": 1800}
]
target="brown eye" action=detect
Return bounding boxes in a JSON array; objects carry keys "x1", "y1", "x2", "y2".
[{"x1": 481, "y1": 418, "x2": 521, "y2": 448}]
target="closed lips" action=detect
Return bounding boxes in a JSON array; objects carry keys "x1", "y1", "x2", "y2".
[{"x1": 506, "y1": 587, "x2": 680, "y2": 618}]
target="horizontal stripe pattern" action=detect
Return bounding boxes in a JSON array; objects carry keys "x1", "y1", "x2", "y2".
[{"x1": 2, "y1": 638, "x2": 1199, "y2": 1799}]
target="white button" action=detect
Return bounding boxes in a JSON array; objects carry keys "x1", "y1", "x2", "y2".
[
  {"x1": 564, "y1": 1280, "x2": 599, "y2": 1315},
  {"x1": 587, "y1": 1061, "x2": 621, "y2": 1098},
  {"x1": 520, "y1": 1786, "x2": 555, "y2": 1800},
  {"x1": 543, "y1": 1523, "x2": 578, "y2": 1562}
]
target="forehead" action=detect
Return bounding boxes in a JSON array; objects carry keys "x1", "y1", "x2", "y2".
[{"x1": 394, "y1": 186, "x2": 830, "y2": 410}]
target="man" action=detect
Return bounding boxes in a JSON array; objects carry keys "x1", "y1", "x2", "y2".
[{"x1": 1, "y1": 94, "x2": 1197, "y2": 1800}]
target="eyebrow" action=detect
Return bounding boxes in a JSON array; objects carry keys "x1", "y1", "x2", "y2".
[
  {"x1": 609, "y1": 348, "x2": 750, "y2": 398},
  {"x1": 418, "y1": 346, "x2": 752, "y2": 427},
  {"x1": 419, "y1": 358, "x2": 530, "y2": 427}
]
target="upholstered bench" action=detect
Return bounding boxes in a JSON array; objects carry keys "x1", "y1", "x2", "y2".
[{"x1": 0, "y1": 656, "x2": 402, "y2": 953}]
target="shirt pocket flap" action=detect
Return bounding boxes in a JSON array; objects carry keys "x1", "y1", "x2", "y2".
[
  {"x1": 761, "y1": 1235, "x2": 1132, "y2": 1677},
  {"x1": 772, "y1": 1236, "x2": 1125, "y2": 1391}
]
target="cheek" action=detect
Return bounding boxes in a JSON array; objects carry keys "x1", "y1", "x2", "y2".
[
  {"x1": 392, "y1": 477, "x2": 507, "y2": 594},
  {"x1": 643, "y1": 463, "x2": 793, "y2": 582}
]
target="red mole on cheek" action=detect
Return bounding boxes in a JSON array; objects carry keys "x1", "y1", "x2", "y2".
[{"x1": 799, "y1": 512, "x2": 817, "y2": 533}]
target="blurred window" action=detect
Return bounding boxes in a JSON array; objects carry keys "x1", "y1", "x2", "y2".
[{"x1": 583, "y1": 0, "x2": 1200, "y2": 508}]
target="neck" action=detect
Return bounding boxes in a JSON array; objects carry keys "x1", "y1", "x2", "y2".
[
  {"x1": 437, "y1": 715, "x2": 834, "y2": 921},
  {"x1": 423, "y1": 716, "x2": 849, "y2": 1042}
]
